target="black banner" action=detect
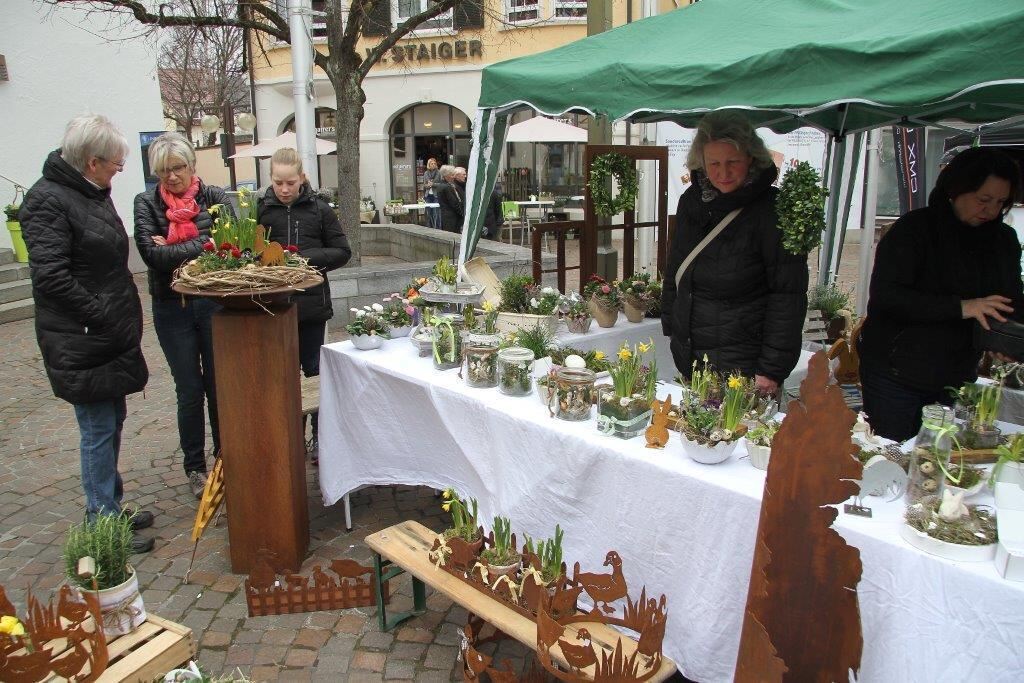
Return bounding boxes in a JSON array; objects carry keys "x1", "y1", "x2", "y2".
[{"x1": 892, "y1": 126, "x2": 927, "y2": 214}]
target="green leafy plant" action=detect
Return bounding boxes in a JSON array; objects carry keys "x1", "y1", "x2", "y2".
[
  {"x1": 481, "y1": 301, "x2": 499, "y2": 334},
  {"x1": 380, "y1": 293, "x2": 413, "y2": 327},
  {"x1": 776, "y1": 161, "x2": 828, "y2": 255},
  {"x1": 583, "y1": 274, "x2": 621, "y2": 310},
  {"x1": 525, "y1": 525, "x2": 565, "y2": 583},
  {"x1": 499, "y1": 274, "x2": 536, "y2": 313},
  {"x1": 608, "y1": 341, "x2": 657, "y2": 401},
  {"x1": 558, "y1": 292, "x2": 591, "y2": 322},
  {"x1": 64, "y1": 514, "x2": 134, "y2": 590},
  {"x1": 441, "y1": 489, "x2": 480, "y2": 542},
  {"x1": 346, "y1": 305, "x2": 392, "y2": 337},
  {"x1": 529, "y1": 285, "x2": 562, "y2": 315},
  {"x1": 991, "y1": 433, "x2": 1024, "y2": 488},
  {"x1": 505, "y1": 323, "x2": 556, "y2": 361},
  {"x1": 808, "y1": 281, "x2": 852, "y2": 320},
  {"x1": 4, "y1": 204, "x2": 20, "y2": 222},
  {"x1": 688, "y1": 355, "x2": 720, "y2": 403},
  {"x1": 588, "y1": 152, "x2": 639, "y2": 217},
  {"x1": 748, "y1": 420, "x2": 780, "y2": 448},
  {"x1": 481, "y1": 516, "x2": 520, "y2": 566},
  {"x1": 972, "y1": 383, "x2": 1002, "y2": 430},
  {"x1": 432, "y1": 256, "x2": 457, "y2": 285},
  {"x1": 616, "y1": 271, "x2": 658, "y2": 310}
]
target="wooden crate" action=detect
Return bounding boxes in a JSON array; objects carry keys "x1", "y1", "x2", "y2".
[{"x1": 95, "y1": 615, "x2": 195, "y2": 683}]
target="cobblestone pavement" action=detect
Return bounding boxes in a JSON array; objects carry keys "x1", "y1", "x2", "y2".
[{"x1": 0, "y1": 273, "x2": 534, "y2": 682}]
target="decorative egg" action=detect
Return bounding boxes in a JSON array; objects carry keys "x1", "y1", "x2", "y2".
[
  {"x1": 922, "y1": 478, "x2": 938, "y2": 492},
  {"x1": 919, "y1": 461, "x2": 935, "y2": 475},
  {"x1": 563, "y1": 354, "x2": 587, "y2": 369}
]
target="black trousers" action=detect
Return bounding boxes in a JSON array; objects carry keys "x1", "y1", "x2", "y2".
[
  {"x1": 860, "y1": 365, "x2": 952, "y2": 441},
  {"x1": 298, "y1": 320, "x2": 326, "y2": 437}
]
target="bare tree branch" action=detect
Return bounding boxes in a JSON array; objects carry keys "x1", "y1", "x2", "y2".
[{"x1": 356, "y1": 0, "x2": 461, "y2": 80}]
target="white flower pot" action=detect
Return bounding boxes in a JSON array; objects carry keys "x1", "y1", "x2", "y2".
[
  {"x1": 351, "y1": 334, "x2": 384, "y2": 350},
  {"x1": 390, "y1": 324, "x2": 412, "y2": 338},
  {"x1": 746, "y1": 442, "x2": 772, "y2": 470},
  {"x1": 681, "y1": 434, "x2": 738, "y2": 465},
  {"x1": 93, "y1": 568, "x2": 146, "y2": 637}
]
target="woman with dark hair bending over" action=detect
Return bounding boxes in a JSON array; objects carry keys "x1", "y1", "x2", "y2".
[{"x1": 858, "y1": 147, "x2": 1023, "y2": 440}]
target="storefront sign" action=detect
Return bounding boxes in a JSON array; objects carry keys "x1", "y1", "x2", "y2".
[{"x1": 368, "y1": 40, "x2": 483, "y2": 65}]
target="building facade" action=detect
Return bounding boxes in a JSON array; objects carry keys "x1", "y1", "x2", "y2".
[{"x1": 250, "y1": 1, "x2": 686, "y2": 208}]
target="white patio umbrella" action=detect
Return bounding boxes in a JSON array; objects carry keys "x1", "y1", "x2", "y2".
[
  {"x1": 505, "y1": 117, "x2": 587, "y2": 143},
  {"x1": 230, "y1": 131, "x2": 336, "y2": 158}
]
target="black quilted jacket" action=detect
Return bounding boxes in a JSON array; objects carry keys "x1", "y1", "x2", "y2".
[
  {"x1": 20, "y1": 151, "x2": 148, "y2": 404},
  {"x1": 661, "y1": 166, "x2": 809, "y2": 382},
  {"x1": 133, "y1": 181, "x2": 230, "y2": 301}
]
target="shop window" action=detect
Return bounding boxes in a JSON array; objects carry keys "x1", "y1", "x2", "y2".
[
  {"x1": 506, "y1": 0, "x2": 540, "y2": 23},
  {"x1": 553, "y1": 0, "x2": 587, "y2": 19},
  {"x1": 396, "y1": 0, "x2": 453, "y2": 31},
  {"x1": 388, "y1": 103, "x2": 472, "y2": 202}
]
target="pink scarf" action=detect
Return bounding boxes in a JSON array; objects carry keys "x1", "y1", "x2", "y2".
[{"x1": 159, "y1": 176, "x2": 201, "y2": 244}]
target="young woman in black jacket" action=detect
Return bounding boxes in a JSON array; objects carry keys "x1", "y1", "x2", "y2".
[
  {"x1": 134, "y1": 132, "x2": 231, "y2": 499},
  {"x1": 661, "y1": 111, "x2": 808, "y2": 395},
  {"x1": 257, "y1": 148, "x2": 352, "y2": 454},
  {"x1": 858, "y1": 147, "x2": 1023, "y2": 440}
]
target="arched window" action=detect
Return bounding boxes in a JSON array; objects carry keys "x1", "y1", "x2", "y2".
[{"x1": 389, "y1": 103, "x2": 472, "y2": 202}]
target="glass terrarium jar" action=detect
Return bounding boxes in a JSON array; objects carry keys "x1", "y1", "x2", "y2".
[
  {"x1": 498, "y1": 347, "x2": 535, "y2": 396},
  {"x1": 463, "y1": 332, "x2": 501, "y2": 388},
  {"x1": 906, "y1": 404, "x2": 954, "y2": 504},
  {"x1": 596, "y1": 387, "x2": 653, "y2": 439},
  {"x1": 554, "y1": 367, "x2": 596, "y2": 421},
  {"x1": 431, "y1": 314, "x2": 464, "y2": 370}
]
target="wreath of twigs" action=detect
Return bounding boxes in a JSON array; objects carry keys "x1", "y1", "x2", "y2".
[
  {"x1": 589, "y1": 152, "x2": 639, "y2": 217},
  {"x1": 173, "y1": 258, "x2": 321, "y2": 294}
]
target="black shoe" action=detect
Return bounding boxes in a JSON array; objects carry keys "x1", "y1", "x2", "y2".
[
  {"x1": 131, "y1": 533, "x2": 155, "y2": 554},
  {"x1": 123, "y1": 509, "x2": 154, "y2": 531}
]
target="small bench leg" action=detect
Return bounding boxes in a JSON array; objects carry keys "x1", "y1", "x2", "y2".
[
  {"x1": 344, "y1": 492, "x2": 352, "y2": 531},
  {"x1": 373, "y1": 552, "x2": 426, "y2": 632}
]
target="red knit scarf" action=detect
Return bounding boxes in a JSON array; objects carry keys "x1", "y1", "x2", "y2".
[{"x1": 159, "y1": 176, "x2": 201, "y2": 244}]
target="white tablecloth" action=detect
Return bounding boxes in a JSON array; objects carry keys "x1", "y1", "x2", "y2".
[
  {"x1": 318, "y1": 340, "x2": 1024, "y2": 683},
  {"x1": 552, "y1": 314, "x2": 676, "y2": 380}
]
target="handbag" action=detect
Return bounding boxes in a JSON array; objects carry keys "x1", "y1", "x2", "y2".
[{"x1": 674, "y1": 208, "x2": 742, "y2": 289}]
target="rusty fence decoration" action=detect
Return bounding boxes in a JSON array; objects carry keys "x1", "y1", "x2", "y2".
[
  {"x1": 735, "y1": 352, "x2": 864, "y2": 681},
  {"x1": 245, "y1": 554, "x2": 387, "y2": 617},
  {"x1": 0, "y1": 584, "x2": 108, "y2": 682}
]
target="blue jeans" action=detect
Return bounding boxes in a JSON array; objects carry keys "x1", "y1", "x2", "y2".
[
  {"x1": 74, "y1": 397, "x2": 126, "y2": 517},
  {"x1": 425, "y1": 193, "x2": 440, "y2": 229},
  {"x1": 298, "y1": 320, "x2": 325, "y2": 436},
  {"x1": 860, "y1": 366, "x2": 952, "y2": 441},
  {"x1": 153, "y1": 297, "x2": 220, "y2": 474}
]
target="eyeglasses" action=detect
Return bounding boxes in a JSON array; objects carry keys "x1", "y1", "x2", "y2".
[
  {"x1": 156, "y1": 163, "x2": 190, "y2": 177},
  {"x1": 98, "y1": 157, "x2": 126, "y2": 171}
]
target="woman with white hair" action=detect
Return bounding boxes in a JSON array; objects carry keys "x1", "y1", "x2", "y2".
[
  {"x1": 134, "y1": 132, "x2": 231, "y2": 499},
  {"x1": 20, "y1": 114, "x2": 153, "y2": 552},
  {"x1": 661, "y1": 110, "x2": 808, "y2": 394}
]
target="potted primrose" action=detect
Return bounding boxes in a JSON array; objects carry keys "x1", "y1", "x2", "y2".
[
  {"x1": 347, "y1": 304, "x2": 391, "y2": 350},
  {"x1": 745, "y1": 419, "x2": 781, "y2": 470}
]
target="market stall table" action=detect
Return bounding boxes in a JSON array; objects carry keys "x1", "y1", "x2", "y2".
[{"x1": 318, "y1": 339, "x2": 1024, "y2": 682}]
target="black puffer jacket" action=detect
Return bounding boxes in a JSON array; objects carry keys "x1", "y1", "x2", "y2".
[
  {"x1": 858, "y1": 192, "x2": 1024, "y2": 392},
  {"x1": 661, "y1": 166, "x2": 809, "y2": 382},
  {"x1": 20, "y1": 151, "x2": 148, "y2": 404},
  {"x1": 134, "y1": 181, "x2": 230, "y2": 301},
  {"x1": 257, "y1": 184, "x2": 351, "y2": 323},
  {"x1": 437, "y1": 180, "x2": 465, "y2": 232}
]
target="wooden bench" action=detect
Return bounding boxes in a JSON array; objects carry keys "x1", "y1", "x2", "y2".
[
  {"x1": 36, "y1": 614, "x2": 194, "y2": 682},
  {"x1": 365, "y1": 520, "x2": 678, "y2": 682},
  {"x1": 300, "y1": 375, "x2": 320, "y2": 417}
]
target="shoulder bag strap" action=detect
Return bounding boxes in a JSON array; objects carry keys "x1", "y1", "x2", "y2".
[{"x1": 674, "y1": 208, "x2": 743, "y2": 289}]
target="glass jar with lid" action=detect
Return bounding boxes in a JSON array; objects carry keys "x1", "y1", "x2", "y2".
[
  {"x1": 906, "y1": 404, "x2": 955, "y2": 504},
  {"x1": 554, "y1": 367, "x2": 596, "y2": 421},
  {"x1": 431, "y1": 313, "x2": 464, "y2": 370},
  {"x1": 497, "y1": 347, "x2": 535, "y2": 396},
  {"x1": 462, "y1": 332, "x2": 502, "y2": 388}
]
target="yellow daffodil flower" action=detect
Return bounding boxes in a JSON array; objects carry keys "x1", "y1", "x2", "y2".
[
  {"x1": 240, "y1": 201, "x2": 249, "y2": 209},
  {"x1": 482, "y1": 300, "x2": 496, "y2": 312},
  {"x1": 594, "y1": 350, "x2": 606, "y2": 361},
  {"x1": 442, "y1": 502, "x2": 451, "y2": 512},
  {"x1": 442, "y1": 488, "x2": 453, "y2": 500},
  {"x1": 638, "y1": 341, "x2": 651, "y2": 354},
  {"x1": 208, "y1": 204, "x2": 220, "y2": 216},
  {"x1": 0, "y1": 615, "x2": 25, "y2": 636},
  {"x1": 617, "y1": 347, "x2": 632, "y2": 361},
  {"x1": 728, "y1": 376, "x2": 742, "y2": 390}
]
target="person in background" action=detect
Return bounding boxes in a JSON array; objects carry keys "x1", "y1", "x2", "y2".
[
  {"x1": 422, "y1": 157, "x2": 442, "y2": 229},
  {"x1": 483, "y1": 184, "x2": 504, "y2": 240},
  {"x1": 258, "y1": 148, "x2": 352, "y2": 459},
  {"x1": 661, "y1": 110, "x2": 808, "y2": 394},
  {"x1": 437, "y1": 164, "x2": 465, "y2": 232},
  {"x1": 858, "y1": 147, "x2": 1023, "y2": 440},
  {"x1": 134, "y1": 132, "x2": 229, "y2": 500},
  {"x1": 20, "y1": 114, "x2": 153, "y2": 552}
]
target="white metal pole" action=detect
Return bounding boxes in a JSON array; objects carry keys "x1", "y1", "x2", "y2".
[
  {"x1": 635, "y1": 0, "x2": 659, "y2": 274},
  {"x1": 856, "y1": 128, "x2": 881, "y2": 317},
  {"x1": 288, "y1": 0, "x2": 319, "y2": 188}
]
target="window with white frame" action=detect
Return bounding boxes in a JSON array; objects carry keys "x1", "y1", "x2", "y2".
[
  {"x1": 506, "y1": 0, "x2": 540, "y2": 24},
  {"x1": 553, "y1": 0, "x2": 586, "y2": 19},
  {"x1": 396, "y1": 0, "x2": 453, "y2": 31}
]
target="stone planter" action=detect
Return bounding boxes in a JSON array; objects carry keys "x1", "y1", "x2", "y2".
[
  {"x1": 351, "y1": 334, "x2": 385, "y2": 351},
  {"x1": 92, "y1": 568, "x2": 146, "y2": 638},
  {"x1": 681, "y1": 434, "x2": 739, "y2": 465},
  {"x1": 495, "y1": 311, "x2": 558, "y2": 336},
  {"x1": 389, "y1": 324, "x2": 412, "y2": 338},
  {"x1": 746, "y1": 442, "x2": 772, "y2": 470}
]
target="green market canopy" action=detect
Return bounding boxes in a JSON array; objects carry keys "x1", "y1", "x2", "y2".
[{"x1": 458, "y1": 0, "x2": 1024, "y2": 267}]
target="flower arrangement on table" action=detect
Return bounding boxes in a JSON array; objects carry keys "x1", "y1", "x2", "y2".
[
  {"x1": 617, "y1": 271, "x2": 658, "y2": 321},
  {"x1": 381, "y1": 293, "x2": 414, "y2": 331},
  {"x1": 173, "y1": 188, "x2": 320, "y2": 292},
  {"x1": 493, "y1": 274, "x2": 561, "y2": 335},
  {"x1": 677, "y1": 359, "x2": 755, "y2": 463},
  {"x1": 559, "y1": 291, "x2": 593, "y2": 334},
  {"x1": 596, "y1": 341, "x2": 658, "y2": 439},
  {"x1": 432, "y1": 256, "x2": 458, "y2": 293},
  {"x1": 583, "y1": 274, "x2": 621, "y2": 327},
  {"x1": 346, "y1": 305, "x2": 391, "y2": 349},
  {"x1": 746, "y1": 419, "x2": 781, "y2": 470}
]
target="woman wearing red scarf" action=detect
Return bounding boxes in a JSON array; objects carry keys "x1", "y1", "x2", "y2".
[{"x1": 134, "y1": 132, "x2": 233, "y2": 499}]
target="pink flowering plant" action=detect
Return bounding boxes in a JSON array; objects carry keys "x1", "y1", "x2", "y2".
[
  {"x1": 617, "y1": 270, "x2": 658, "y2": 311},
  {"x1": 584, "y1": 274, "x2": 621, "y2": 310},
  {"x1": 381, "y1": 293, "x2": 414, "y2": 327}
]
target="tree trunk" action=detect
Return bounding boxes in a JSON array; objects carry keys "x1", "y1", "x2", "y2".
[{"x1": 331, "y1": 67, "x2": 365, "y2": 267}]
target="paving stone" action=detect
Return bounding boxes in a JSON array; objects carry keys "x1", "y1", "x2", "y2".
[
  {"x1": 358, "y1": 629, "x2": 394, "y2": 650},
  {"x1": 390, "y1": 641, "x2": 428, "y2": 660},
  {"x1": 351, "y1": 650, "x2": 387, "y2": 672},
  {"x1": 423, "y1": 644, "x2": 459, "y2": 670},
  {"x1": 284, "y1": 648, "x2": 319, "y2": 667},
  {"x1": 383, "y1": 659, "x2": 417, "y2": 679}
]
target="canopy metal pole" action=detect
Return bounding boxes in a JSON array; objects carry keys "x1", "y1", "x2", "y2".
[
  {"x1": 856, "y1": 128, "x2": 882, "y2": 316},
  {"x1": 818, "y1": 135, "x2": 845, "y2": 286},
  {"x1": 832, "y1": 131, "x2": 865, "y2": 277}
]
